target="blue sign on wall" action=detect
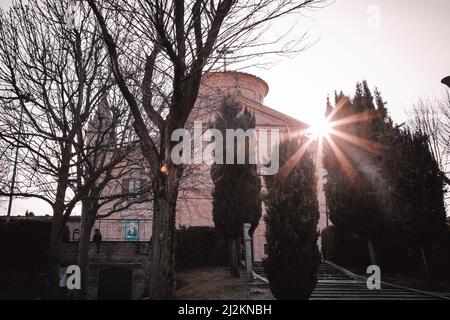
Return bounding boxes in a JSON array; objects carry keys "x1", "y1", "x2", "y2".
[{"x1": 124, "y1": 220, "x2": 140, "y2": 241}]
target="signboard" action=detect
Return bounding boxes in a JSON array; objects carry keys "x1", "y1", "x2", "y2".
[{"x1": 124, "y1": 220, "x2": 140, "y2": 241}]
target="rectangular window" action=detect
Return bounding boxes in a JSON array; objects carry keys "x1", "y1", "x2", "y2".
[{"x1": 128, "y1": 178, "x2": 141, "y2": 193}]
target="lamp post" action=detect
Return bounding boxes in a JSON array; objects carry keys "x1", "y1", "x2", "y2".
[
  {"x1": 442, "y1": 76, "x2": 450, "y2": 89},
  {"x1": 5, "y1": 108, "x2": 23, "y2": 223}
]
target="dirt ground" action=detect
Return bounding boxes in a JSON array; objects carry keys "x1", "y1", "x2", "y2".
[{"x1": 175, "y1": 267, "x2": 274, "y2": 300}]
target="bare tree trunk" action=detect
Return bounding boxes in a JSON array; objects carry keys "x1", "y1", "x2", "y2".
[
  {"x1": 47, "y1": 147, "x2": 71, "y2": 299},
  {"x1": 229, "y1": 237, "x2": 240, "y2": 278},
  {"x1": 367, "y1": 238, "x2": 378, "y2": 266},
  {"x1": 47, "y1": 211, "x2": 64, "y2": 299},
  {"x1": 76, "y1": 204, "x2": 96, "y2": 300},
  {"x1": 148, "y1": 175, "x2": 178, "y2": 299}
]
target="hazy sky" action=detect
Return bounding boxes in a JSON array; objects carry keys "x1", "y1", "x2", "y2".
[
  {"x1": 1, "y1": 0, "x2": 450, "y2": 215},
  {"x1": 252, "y1": 0, "x2": 450, "y2": 126}
]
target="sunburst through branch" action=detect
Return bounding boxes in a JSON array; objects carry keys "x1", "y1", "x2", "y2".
[{"x1": 274, "y1": 98, "x2": 381, "y2": 183}]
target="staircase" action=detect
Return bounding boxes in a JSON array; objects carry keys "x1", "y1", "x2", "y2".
[
  {"x1": 310, "y1": 262, "x2": 448, "y2": 300},
  {"x1": 252, "y1": 262, "x2": 266, "y2": 279}
]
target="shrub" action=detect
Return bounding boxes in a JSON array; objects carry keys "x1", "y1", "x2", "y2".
[
  {"x1": 175, "y1": 227, "x2": 227, "y2": 270},
  {"x1": 0, "y1": 218, "x2": 69, "y2": 298}
]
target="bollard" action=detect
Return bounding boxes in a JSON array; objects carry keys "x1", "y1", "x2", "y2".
[{"x1": 243, "y1": 223, "x2": 253, "y2": 282}]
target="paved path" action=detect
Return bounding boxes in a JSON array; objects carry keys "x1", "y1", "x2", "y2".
[{"x1": 310, "y1": 262, "x2": 449, "y2": 300}]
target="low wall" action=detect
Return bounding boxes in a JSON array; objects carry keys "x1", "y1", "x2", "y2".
[{"x1": 61, "y1": 242, "x2": 149, "y2": 300}]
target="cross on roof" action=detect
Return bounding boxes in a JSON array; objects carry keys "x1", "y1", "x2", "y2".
[{"x1": 217, "y1": 46, "x2": 234, "y2": 71}]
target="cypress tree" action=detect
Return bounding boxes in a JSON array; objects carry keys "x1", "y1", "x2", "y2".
[
  {"x1": 382, "y1": 128, "x2": 447, "y2": 281},
  {"x1": 211, "y1": 97, "x2": 262, "y2": 277},
  {"x1": 324, "y1": 82, "x2": 387, "y2": 265},
  {"x1": 264, "y1": 138, "x2": 321, "y2": 299},
  {"x1": 324, "y1": 81, "x2": 447, "y2": 279},
  {"x1": 374, "y1": 87, "x2": 389, "y2": 124}
]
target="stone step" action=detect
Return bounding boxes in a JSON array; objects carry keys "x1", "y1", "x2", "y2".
[{"x1": 310, "y1": 262, "x2": 444, "y2": 300}]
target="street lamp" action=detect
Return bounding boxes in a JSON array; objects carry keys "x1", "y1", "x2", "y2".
[
  {"x1": 5, "y1": 108, "x2": 23, "y2": 223},
  {"x1": 442, "y1": 76, "x2": 450, "y2": 89}
]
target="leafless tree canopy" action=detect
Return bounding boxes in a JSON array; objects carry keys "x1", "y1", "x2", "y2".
[
  {"x1": 408, "y1": 92, "x2": 450, "y2": 173},
  {"x1": 0, "y1": 0, "x2": 107, "y2": 204},
  {"x1": 0, "y1": 0, "x2": 148, "y2": 211},
  {"x1": 407, "y1": 91, "x2": 450, "y2": 203},
  {"x1": 0, "y1": 0, "x2": 154, "y2": 296}
]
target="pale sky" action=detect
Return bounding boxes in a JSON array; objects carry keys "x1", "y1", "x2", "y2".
[
  {"x1": 251, "y1": 0, "x2": 450, "y2": 126},
  {"x1": 1, "y1": 0, "x2": 450, "y2": 216}
]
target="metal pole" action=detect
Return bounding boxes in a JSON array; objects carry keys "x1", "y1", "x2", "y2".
[{"x1": 6, "y1": 109, "x2": 23, "y2": 223}]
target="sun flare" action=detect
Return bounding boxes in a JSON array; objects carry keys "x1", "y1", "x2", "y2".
[{"x1": 307, "y1": 117, "x2": 332, "y2": 138}]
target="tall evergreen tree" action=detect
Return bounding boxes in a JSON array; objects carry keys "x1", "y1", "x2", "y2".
[
  {"x1": 362, "y1": 80, "x2": 376, "y2": 110},
  {"x1": 382, "y1": 128, "x2": 447, "y2": 281},
  {"x1": 374, "y1": 87, "x2": 389, "y2": 124},
  {"x1": 324, "y1": 83, "x2": 386, "y2": 265},
  {"x1": 211, "y1": 97, "x2": 262, "y2": 277},
  {"x1": 264, "y1": 138, "x2": 321, "y2": 299},
  {"x1": 324, "y1": 81, "x2": 447, "y2": 280}
]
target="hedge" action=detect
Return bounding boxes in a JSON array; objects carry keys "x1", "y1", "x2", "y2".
[
  {"x1": 175, "y1": 226, "x2": 227, "y2": 270},
  {"x1": 321, "y1": 225, "x2": 450, "y2": 281},
  {"x1": 0, "y1": 218, "x2": 69, "y2": 298}
]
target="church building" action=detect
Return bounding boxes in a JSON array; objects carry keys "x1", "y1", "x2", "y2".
[{"x1": 68, "y1": 71, "x2": 309, "y2": 263}]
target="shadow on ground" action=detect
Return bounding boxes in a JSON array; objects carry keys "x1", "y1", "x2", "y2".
[{"x1": 175, "y1": 267, "x2": 274, "y2": 300}]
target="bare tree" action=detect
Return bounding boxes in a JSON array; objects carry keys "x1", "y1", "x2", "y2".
[
  {"x1": 73, "y1": 93, "x2": 154, "y2": 299},
  {"x1": 407, "y1": 91, "x2": 450, "y2": 189},
  {"x1": 438, "y1": 91, "x2": 450, "y2": 176},
  {"x1": 0, "y1": 138, "x2": 12, "y2": 211},
  {"x1": 87, "y1": 0, "x2": 326, "y2": 299},
  {"x1": 0, "y1": 0, "x2": 134, "y2": 297}
]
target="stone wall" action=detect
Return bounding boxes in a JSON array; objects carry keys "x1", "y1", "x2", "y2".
[{"x1": 61, "y1": 242, "x2": 149, "y2": 300}]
